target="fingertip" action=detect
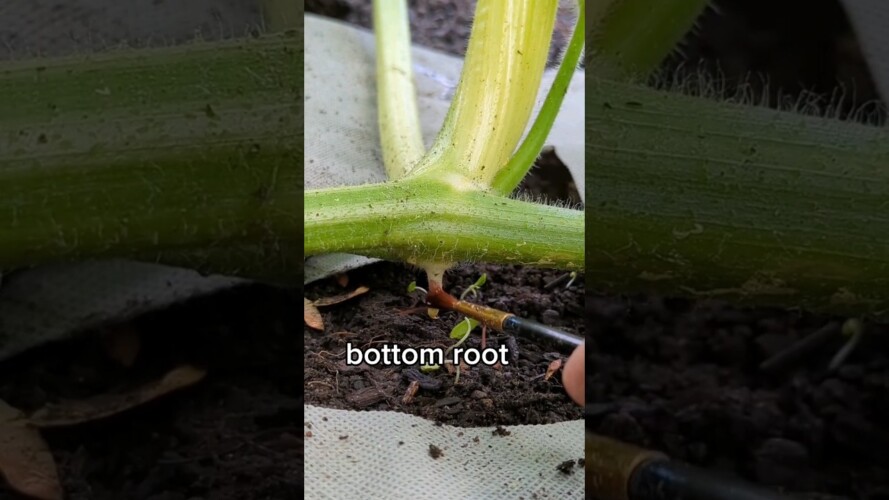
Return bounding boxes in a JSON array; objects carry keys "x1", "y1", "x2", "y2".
[{"x1": 562, "y1": 343, "x2": 585, "y2": 406}]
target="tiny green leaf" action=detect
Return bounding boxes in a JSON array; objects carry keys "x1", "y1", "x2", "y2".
[
  {"x1": 460, "y1": 273, "x2": 489, "y2": 300},
  {"x1": 474, "y1": 273, "x2": 487, "y2": 289},
  {"x1": 420, "y1": 364, "x2": 440, "y2": 373},
  {"x1": 450, "y1": 317, "x2": 479, "y2": 340},
  {"x1": 407, "y1": 281, "x2": 417, "y2": 293}
]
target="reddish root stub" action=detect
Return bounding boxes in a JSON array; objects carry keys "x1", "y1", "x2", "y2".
[
  {"x1": 426, "y1": 283, "x2": 511, "y2": 332},
  {"x1": 425, "y1": 281, "x2": 511, "y2": 332},
  {"x1": 425, "y1": 281, "x2": 457, "y2": 311}
]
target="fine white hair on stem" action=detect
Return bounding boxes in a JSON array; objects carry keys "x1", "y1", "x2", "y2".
[
  {"x1": 650, "y1": 61, "x2": 887, "y2": 126},
  {"x1": 510, "y1": 189, "x2": 584, "y2": 213}
]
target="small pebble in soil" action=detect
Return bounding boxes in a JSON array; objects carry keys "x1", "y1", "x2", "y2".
[
  {"x1": 429, "y1": 444, "x2": 443, "y2": 459},
  {"x1": 542, "y1": 309, "x2": 560, "y2": 324}
]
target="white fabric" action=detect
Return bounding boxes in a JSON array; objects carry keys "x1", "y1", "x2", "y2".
[{"x1": 304, "y1": 405, "x2": 584, "y2": 499}]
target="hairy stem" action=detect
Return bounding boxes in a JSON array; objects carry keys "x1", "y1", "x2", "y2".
[
  {"x1": 305, "y1": 178, "x2": 583, "y2": 270},
  {"x1": 0, "y1": 34, "x2": 301, "y2": 281},
  {"x1": 587, "y1": 78, "x2": 889, "y2": 316}
]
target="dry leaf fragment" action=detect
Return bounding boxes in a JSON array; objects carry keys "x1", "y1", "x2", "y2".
[
  {"x1": 29, "y1": 365, "x2": 206, "y2": 428},
  {"x1": 304, "y1": 298, "x2": 324, "y2": 331},
  {"x1": 0, "y1": 400, "x2": 62, "y2": 500},
  {"x1": 312, "y1": 286, "x2": 370, "y2": 307},
  {"x1": 545, "y1": 358, "x2": 563, "y2": 381}
]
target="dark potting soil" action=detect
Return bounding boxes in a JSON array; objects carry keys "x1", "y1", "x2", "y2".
[
  {"x1": 0, "y1": 285, "x2": 302, "y2": 500},
  {"x1": 303, "y1": 261, "x2": 584, "y2": 427},
  {"x1": 587, "y1": 295, "x2": 889, "y2": 499}
]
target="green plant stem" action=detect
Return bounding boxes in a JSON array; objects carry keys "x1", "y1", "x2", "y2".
[
  {"x1": 305, "y1": 178, "x2": 583, "y2": 270},
  {"x1": 588, "y1": 0, "x2": 709, "y2": 80},
  {"x1": 587, "y1": 78, "x2": 889, "y2": 316},
  {"x1": 0, "y1": 34, "x2": 301, "y2": 281},
  {"x1": 411, "y1": 0, "x2": 559, "y2": 186},
  {"x1": 373, "y1": 0, "x2": 426, "y2": 179},
  {"x1": 492, "y1": 0, "x2": 586, "y2": 195}
]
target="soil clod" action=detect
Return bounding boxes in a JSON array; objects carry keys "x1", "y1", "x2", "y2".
[
  {"x1": 556, "y1": 460, "x2": 575, "y2": 475},
  {"x1": 492, "y1": 426, "x2": 511, "y2": 437}
]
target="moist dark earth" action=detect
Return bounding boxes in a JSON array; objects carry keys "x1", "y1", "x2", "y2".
[
  {"x1": 304, "y1": 262, "x2": 585, "y2": 426},
  {"x1": 587, "y1": 296, "x2": 889, "y2": 500}
]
